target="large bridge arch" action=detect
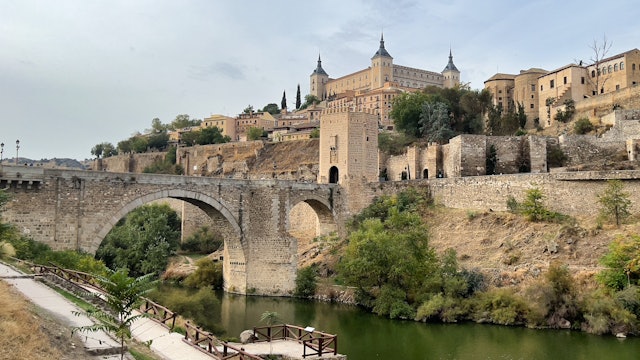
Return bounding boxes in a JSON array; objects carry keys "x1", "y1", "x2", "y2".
[{"x1": 92, "y1": 188, "x2": 248, "y2": 293}]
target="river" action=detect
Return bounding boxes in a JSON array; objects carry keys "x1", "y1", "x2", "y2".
[{"x1": 151, "y1": 286, "x2": 639, "y2": 360}]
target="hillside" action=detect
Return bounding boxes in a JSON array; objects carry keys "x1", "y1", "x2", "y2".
[{"x1": 300, "y1": 207, "x2": 635, "y2": 288}]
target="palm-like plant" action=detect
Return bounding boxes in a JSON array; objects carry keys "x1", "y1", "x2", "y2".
[
  {"x1": 260, "y1": 311, "x2": 282, "y2": 355},
  {"x1": 73, "y1": 268, "x2": 156, "y2": 360}
]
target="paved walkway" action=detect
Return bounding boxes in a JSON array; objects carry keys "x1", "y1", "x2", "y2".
[{"x1": 0, "y1": 262, "x2": 213, "y2": 360}]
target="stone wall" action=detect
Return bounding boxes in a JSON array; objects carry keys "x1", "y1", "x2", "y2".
[
  {"x1": 91, "y1": 153, "x2": 166, "y2": 173},
  {"x1": 574, "y1": 85, "x2": 640, "y2": 121}
]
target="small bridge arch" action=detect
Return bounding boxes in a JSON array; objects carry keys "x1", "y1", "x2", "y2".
[{"x1": 287, "y1": 193, "x2": 337, "y2": 240}]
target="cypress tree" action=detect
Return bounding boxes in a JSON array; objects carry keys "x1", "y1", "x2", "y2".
[
  {"x1": 296, "y1": 84, "x2": 301, "y2": 109},
  {"x1": 281, "y1": 90, "x2": 287, "y2": 110}
]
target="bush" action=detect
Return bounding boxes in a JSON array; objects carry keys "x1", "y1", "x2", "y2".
[
  {"x1": 574, "y1": 117, "x2": 594, "y2": 134},
  {"x1": 180, "y1": 227, "x2": 223, "y2": 254},
  {"x1": 526, "y1": 262, "x2": 579, "y2": 328},
  {"x1": 416, "y1": 293, "x2": 467, "y2": 322},
  {"x1": 183, "y1": 258, "x2": 223, "y2": 289},
  {"x1": 580, "y1": 289, "x2": 636, "y2": 335},
  {"x1": 470, "y1": 288, "x2": 530, "y2": 325},
  {"x1": 547, "y1": 146, "x2": 567, "y2": 168},
  {"x1": 294, "y1": 266, "x2": 318, "y2": 298},
  {"x1": 598, "y1": 236, "x2": 640, "y2": 290}
]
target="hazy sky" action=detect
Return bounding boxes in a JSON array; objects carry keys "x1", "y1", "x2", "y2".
[{"x1": 2, "y1": 0, "x2": 639, "y2": 160}]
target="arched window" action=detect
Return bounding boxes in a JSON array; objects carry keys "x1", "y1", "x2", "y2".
[
  {"x1": 614, "y1": 63, "x2": 619, "y2": 71},
  {"x1": 591, "y1": 70, "x2": 596, "y2": 77},
  {"x1": 608, "y1": 65, "x2": 613, "y2": 73},
  {"x1": 422, "y1": 169, "x2": 429, "y2": 179},
  {"x1": 633, "y1": 64, "x2": 637, "y2": 71},
  {"x1": 621, "y1": 62, "x2": 625, "y2": 70}
]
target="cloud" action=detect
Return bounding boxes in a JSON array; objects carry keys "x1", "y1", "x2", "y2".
[{"x1": 188, "y1": 62, "x2": 246, "y2": 81}]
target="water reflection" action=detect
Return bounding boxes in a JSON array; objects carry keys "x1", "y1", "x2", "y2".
[{"x1": 154, "y1": 286, "x2": 640, "y2": 359}]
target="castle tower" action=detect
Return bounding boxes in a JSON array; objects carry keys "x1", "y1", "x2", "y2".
[
  {"x1": 442, "y1": 49, "x2": 460, "y2": 88},
  {"x1": 310, "y1": 54, "x2": 329, "y2": 100},
  {"x1": 318, "y1": 109, "x2": 379, "y2": 186},
  {"x1": 370, "y1": 33, "x2": 394, "y2": 89}
]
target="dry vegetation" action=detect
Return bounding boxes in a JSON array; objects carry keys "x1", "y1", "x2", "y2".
[{"x1": 0, "y1": 281, "x2": 91, "y2": 360}]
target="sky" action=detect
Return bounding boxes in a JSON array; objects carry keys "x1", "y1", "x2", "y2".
[{"x1": 2, "y1": 0, "x2": 640, "y2": 161}]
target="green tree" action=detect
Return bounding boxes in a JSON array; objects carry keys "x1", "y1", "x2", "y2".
[
  {"x1": 390, "y1": 92, "x2": 431, "y2": 137},
  {"x1": 486, "y1": 145, "x2": 498, "y2": 175},
  {"x1": 169, "y1": 114, "x2": 201, "y2": 130},
  {"x1": 260, "y1": 311, "x2": 282, "y2": 354},
  {"x1": 310, "y1": 128, "x2": 320, "y2": 139},
  {"x1": 148, "y1": 117, "x2": 167, "y2": 133},
  {"x1": 183, "y1": 258, "x2": 223, "y2": 289},
  {"x1": 180, "y1": 130, "x2": 199, "y2": 146},
  {"x1": 598, "y1": 236, "x2": 640, "y2": 290},
  {"x1": 521, "y1": 187, "x2": 549, "y2": 222},
  {"x1": 96, "y1": 204, "x2": 181, "y2": 277},
  {"x1": 130, "y1": 136, "x2": 149, "y2": 153},
  {"x1": 517, "y1": 103, "x2": 528, "y2": 129},
  {"x1": 296, "y1": 84, "x2": 301, "y2": 109},
  {"x1": 147, "y1": 132, "x2": 169, "y2": 151},
  {"x1": 299, "y1": 94, "x2": 320, "y2": 110},
  {"x1": 91, "y1": 142, "x2": 117, "y2": 158},
  {"x1": 262, "y1": 103, "x2": 280, "y2": 115},
  {"x1": 243, "y1": 105, "x2": 254, "y2": 114},
  {"x1": 598, "y1": 180, "x2": 632, "y2": 227},
  {"x1": 247, "y1": 127, "x2": 265, "y2": 141},
  {"x1": 281, "y1": 90, "x2": 287, "y2": 110},
  {"x1": 116, "y1": 139, "x2": 132, "y2": 154},
  {"x1": 294, "y1": 266, "x2": 318, "y2": 298},
  {"x1": 574, "y1": 117, "x2": 594, "y2": 134},
  {"x1": 419, "y1": 101, "x2": 455, "y2": 143},
  {"x1": 196, "y1": 126, "x2": 231, "y2": 145},
  {"x1": 73, "y1": 269, "x2": 156, "y2": 360}
]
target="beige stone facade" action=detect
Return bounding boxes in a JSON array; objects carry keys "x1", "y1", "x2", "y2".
[
  {"x1": 202, "y1": 114, "x2": 236, "y2": 140},
  {"x1": 318, "y1": 109, "x2": 379, "y2": 185},
  {"x1": 234, "y1": 111, "x2": 276, "y2": 141},
  {"x1": 485, "y1": 48, "x2": 640, "y2": 129},
  {"x1": 311, "y1": 35, "x2": 460, "y2": 129}
]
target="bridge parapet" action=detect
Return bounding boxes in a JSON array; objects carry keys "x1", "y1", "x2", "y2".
[{"x1": 0, "y1": 165, "x2": 44, "y2": 189}]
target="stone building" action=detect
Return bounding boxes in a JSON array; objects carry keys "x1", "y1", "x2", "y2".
[
  {"x1": 318, "y1": 109, "x2": 379, "y2": 185},
  {"x1": 484, "y1": 48, "x2": 640, "y2": 129},
  {"x1": 310, "y1": 34, "x2": 460, "y2": 129},
  {"x1": 202, "y1": 114, "x2": 236, "y2": 140}
]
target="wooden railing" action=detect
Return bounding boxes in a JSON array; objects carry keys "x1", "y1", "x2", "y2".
[
  {"x1": 32, "y1": 263, "x2": 104, "y2": 292},
  {"x1": 253, "y1": 324, "x2": 338, "y2": 358},
  {"x1": 139, "y1": 298, "x2": 177, "y2": 331},
  {"x1": 184, "y1": 322, "x2": 262, "y2": 360}
]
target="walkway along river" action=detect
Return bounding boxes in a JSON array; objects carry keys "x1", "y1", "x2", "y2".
[{"x1": 153, "y1": 286, "x2": 640, "y2": 360}]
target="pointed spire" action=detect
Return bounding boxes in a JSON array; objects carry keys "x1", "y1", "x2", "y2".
[
  {"x1": 312, "y1": 53, "x2": 328, "y2": 76},
  {"x1": 372, "y1": 32, "x2": 392, "y2": 59},
  {"x1": 443, "y1": 48, "x2": 459, "y2": 72}
]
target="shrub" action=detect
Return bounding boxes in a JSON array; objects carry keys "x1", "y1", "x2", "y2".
[
  {"x1": 373, "y1": 285, "x2": 415, "y2": 319},
  {"x1": 574, "y1": 117, "x2": 594, "y2": 134},
  {"x1": 506, "y1": 196, "x2": 519, "y2": 213},
  {"x1": 526, "y1": 262, "x2": 580, "y2": 328},
  {"x1": 180, "y1": 227, "x2": 223, "y2": 254},
  {"x1": 416, "y1": 293, "x2": 467, "y2": 323},
  {"x1": 598, "y1": 236, "x2": 640, "y2": 290},
  {"x1": 294, "y1": 266, "x2": 318, "y2": 298},
  {"x1": 183, "y1": 258, "x2": 223, "y2": 289},
  {"x1": 580, "y1": 289, "x2": 636, "y2": 335},
  {"x1": 547, "y1": 146, "x2": 567, "y2": 168},
  {"x1": 471, "y1": 288, "x2": 530, "y2": 325}
]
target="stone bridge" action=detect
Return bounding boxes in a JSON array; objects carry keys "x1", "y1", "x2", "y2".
[{"x1": 0, "y1": 165, "x2": 346, "y2": 295}]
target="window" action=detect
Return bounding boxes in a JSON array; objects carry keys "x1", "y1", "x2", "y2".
[
  {"x1": 530, "y1": 103, "x2": 534, "y2": 109},
  {"x1": 550, "y1": 80, "x2": 554, "y2": 88},
  {"x1": 616, "y1": 84, "x2": 620, "y2": 90},
  {"x1": 498, "y1": 90, "x2": 502, "y2": 93},
  {"x1": 563, "y1": 76, "x2": 567, "y2": 84},
  {"x1": 581, "y1": 77, "x2": 585, "y2": 84},
  {"x1": 531, "y1": 84, "x2": 535, "y2": 91},
  {"x1": 614, "y1": 63, "x2": 618, "y2": 72},
  {"x1": 531, "y1": 94, "x2": 534, "y2": 99},
  {"x1": 621, "y1": 62, "x2": 625, "y2": 70},
  {"x1": 633, "y1": 64, "x2": 637, "y2": 71},
  {"x1": 608, "y1": 65, "x2": 613, "y2": 73},
  {"x1": 541, "y1": 85, "x2": 543, "y2": 91},
  {"x1": 498, "y1": 97, "x2": 503, "y2": 101},
  {"x1": 591, "y1": 70, "x2": 596, "y2": 77}
]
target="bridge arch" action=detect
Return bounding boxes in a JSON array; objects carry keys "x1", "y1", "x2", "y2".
[
  {"x1": 92, "y1": 188, "x2": 247, "y2": 293},
  {"x1": 287, "y1": 194, "x2": 337, "y2": 242}
]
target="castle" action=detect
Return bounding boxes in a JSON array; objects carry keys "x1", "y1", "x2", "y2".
[{"x1": 310, "y1": 34, "x2": 460, "y2": 128}]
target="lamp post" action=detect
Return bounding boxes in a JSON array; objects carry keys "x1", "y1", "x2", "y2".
[
  {"x1": 0, "y1": 142, "x2": 4, "y2": 162},
  {"x1": 15, "y1": 140, "x2": 20, "y2": 165}
]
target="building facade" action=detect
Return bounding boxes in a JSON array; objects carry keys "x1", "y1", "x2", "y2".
[{"x1": 311, "y1": 34, "x2": 461, "y2": 129}]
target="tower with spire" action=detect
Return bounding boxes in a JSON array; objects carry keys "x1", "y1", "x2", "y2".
[
  {"x1": 442, "y1": 49, "x2": 460, "y2": 88},
  {"x1": 370, "y1": 33, "x2": 394, "y2": 89},
  {"x1": 310, "y1": 54, "x2": 329, "y2": 100}
]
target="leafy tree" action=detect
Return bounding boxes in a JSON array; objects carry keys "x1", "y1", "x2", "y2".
[
  {"x1": 147, "y1": 132, "x2": 169, "y2": 151},
  {"x1": 486, "y1": 145, "x2": 498, "y2": 175},
  {"x1": 73, "y1": 269, "x2": 156, "y2": 360},
  {"x1": 299, "y1": 94, "x2": 320, "y2": 110},
  {"x1": 574, "y1": 117, "x2": 594, "y2": 134},
  {"x1": 517, "y1": 103, "x2": 528, "y2": 129},
  {"x1": 419, "y1": 101, "x2": 455, "y2": 143},
  {"x1": 310, "y1": 128, "x2": 320, "y2": 139},
  {"x1": 180, "y1": 131, "x2": 198, "y2": 146},
  {"x1": 183, "y1": 258, "x2": 223, "y2": 289},
  {"x1": 520, "y1": 188, "x2": 549, "y2": 222},
  {"x1": 96, "y1": 204, "x2": 181, "y2": 277},
  {"x1": 390, "y1": 92, "x2": 431, "y2": 137},
  {"x1": 598, "y1": 236, "x2": 640, "y2": 290},
  {"x1": 169, "y1": 114, "x2": 201, "y2": 130},
  {"x1": 262, "y1": 103, "x2": 280, "y2": 115},
  {"x1": 281, "y1": 90, "x2": 287, "y2": 110},
  {"x1": 130, "y1": 136, "x2": 149, "y2": 153},
  {"x1": 196, "y1": 126, "x2": 231, "y2": 145},
  {"x1": 148, "y1": 117, "x2": 167, "y2": 133},
  {"x1": 117, "y1": 139, "x2": 132, "y2": 154},
  {"x1": 296, "y1": 84, "x2": 301, "y2": 109},
  {"x1": 243, "y1": 105, "x2": 254, "y2": 114},
  {"x1": 91, "y1": 142, "x2": 117, "y2": 159},
  {"x1": 180, "y1": 226, "x2": 223, "y2": 254},
  {"x1": 247, "y1": 127, "x2": 265, "y2": 141},
  {"x1": 554, "y1": 99, "x2": 576, "y2": 123},
  {"x1": 294, "y1": 266, "x2": 318, "y2": 298},
  {"x1": 378, "y1": 132, "x2": 415, "y2": 155},
  {"x1": 598, "y1": 180, "x2": 632, "y2": 226}
]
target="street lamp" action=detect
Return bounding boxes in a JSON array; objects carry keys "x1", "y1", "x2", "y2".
[
  {"x1": 15, "y1": 140, "x2": 19, "y2": 165},
  {"x1": 0, "y1": 143, "x2": 4, "y2": 162}
]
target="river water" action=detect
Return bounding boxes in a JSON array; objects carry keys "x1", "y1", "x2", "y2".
[{"x1": 157, "y1": 287, "x2": 639, "y2": 360}]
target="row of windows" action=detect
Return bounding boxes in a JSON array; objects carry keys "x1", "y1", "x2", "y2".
[{"x1": 591, "y1": 62, "x2": 625, "y2": 77}]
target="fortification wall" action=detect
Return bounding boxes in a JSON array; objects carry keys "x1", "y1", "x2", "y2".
[
  {"x1": 574, "y1": 85, "x2": 640, "y2": 121},
  {"x1": 92, "y1": 153, "x2": 166, "y2": 173}
]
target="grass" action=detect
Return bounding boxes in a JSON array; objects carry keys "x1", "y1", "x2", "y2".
[
  {"x1": 0, "y1": 280, "x2": 64, "y2": 360},
  {"x1": 51, "y1": 287, "x2": 97, "y2": 312}
]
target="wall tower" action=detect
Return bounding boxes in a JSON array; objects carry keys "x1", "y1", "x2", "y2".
[
  {"x1": 370, "y1": 34, "x2": 394, "y2": 89},
  {"x1": 310, "y1": 54, "x2": 329, "y2": 100}
]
